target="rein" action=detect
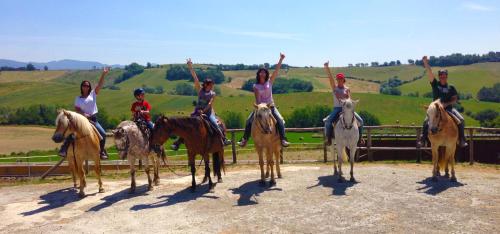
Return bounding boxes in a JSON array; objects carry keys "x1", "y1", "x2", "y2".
[{"x1": 254, "y1": 111, "x2": 273, "y2": 134}]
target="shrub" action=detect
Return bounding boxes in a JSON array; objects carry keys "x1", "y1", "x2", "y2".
[{"x1": 220, "y1": 111, "x2": 244, "y2": 129}]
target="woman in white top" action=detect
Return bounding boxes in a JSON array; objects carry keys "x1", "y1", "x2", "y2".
[{"x1": 58, "y1": 67, "x2": 110, "y2": 159}]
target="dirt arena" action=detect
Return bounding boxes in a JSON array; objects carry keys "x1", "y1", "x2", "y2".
[{"x1": 0, "y1": 163, "x2": 498, "y2": 233}]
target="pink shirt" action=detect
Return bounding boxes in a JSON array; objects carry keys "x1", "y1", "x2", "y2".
[{"x1": 253, "y1": 80, "x2": 274, "y2": 104}]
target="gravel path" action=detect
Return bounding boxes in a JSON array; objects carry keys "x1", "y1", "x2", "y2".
[{"x1": 0, "y1": 164, "x2": 499, "y2": 233}]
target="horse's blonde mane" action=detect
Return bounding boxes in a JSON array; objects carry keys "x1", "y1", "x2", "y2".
[{"x1": 56, "y1": 110, "x2": 100, "y2": 138}]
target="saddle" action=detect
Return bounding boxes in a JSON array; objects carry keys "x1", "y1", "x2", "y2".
[{"x1": 134, "y1": 118, "x2": 151, "y2": 140}]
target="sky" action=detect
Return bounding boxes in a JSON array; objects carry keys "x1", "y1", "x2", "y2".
[{"x1": 1, "y1": 0, "x2": 499, "y2": 67}]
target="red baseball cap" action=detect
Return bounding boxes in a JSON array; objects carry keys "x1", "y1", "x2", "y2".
[{"x1": 336, "y1": 73, "x2": 345, "y2": 80}]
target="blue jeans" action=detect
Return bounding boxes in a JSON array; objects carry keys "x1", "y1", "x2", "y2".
[
  {"x1": 146, "y1": 121, "x2": 154, "y2": 131},
  {"x1": 88, "y1": 115, "x2": 106, "y2": 151},
  {"x1": 325, "y1": 107, "x2": 364, "y2": 138},
  {"x1": 242, "y1": 107, "x2": 286, "y2": 140}
]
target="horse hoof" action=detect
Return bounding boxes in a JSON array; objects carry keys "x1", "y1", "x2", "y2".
[
  {"x1": 259, "y1": 180, "x2": 266, "y2": 187},
  {"x1": 432, "y1": 177, "x2": 438, "y2": 182},
  {"x1": 269, "y1": 180, "x2": 276, "y2": 187},
  {"x1": 78, "y1": 192, "x2": 86, "y2": 198},
  {"x1": 278, "y1": 175, "x2": 282, "y2": 179},
  {"x1": 436, "y1": 172, "x2": 441, "y2": 177},
  {"x1": 73, "y1": 184, "x2": 78, "y2": 188},
  {"x1": 337, "y1": 177, "x2": 345, "y2": 183},
  {"x1": 450, "y1": 177, "x2": 457, "y2": 183},
  {"x1": 333, "y1": 171, "x2": 339, "y2": 176},
  {"x1": 444, "y1": 173, "x2": 450, "y2": 178},
  {"x1": 148, "y1": 186, "x2": 154, "y2": 191},
  {"x1": 217, "y1": 178, "x2": 223, "y2": 183},
  {"x1": 349, "y1": 177, "x2": 356, "y2": 183},
  {"x1": 154, "y1": 181, "x2": 160, "y2": 186},
  {"x1": 98, "y1": 188, "x2": 105, "y2": 193},
  {"x1": 202, "y1": 177, "x2": 208, "y2": 184},
  {"x1": 190, "y1": 187, "x2": 196, "y2": 193},
  {"x1": 129, "y1": 188, "x2": 135, "y2": 194}
]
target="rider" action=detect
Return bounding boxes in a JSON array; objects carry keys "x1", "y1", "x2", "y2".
[
  {"x1": 58, "y1": 67, "x2": 110, "y2": 159},
  {"x1": 419, "y1": 56, "x2": 468, "y2": 148},
  {"x1": 131, "y1": 88, "x2": 154, "y2": 131},
  {"x1": 171, "y1": 58, "x2": 231, "y2": 150},
  {"x1": 238, "y1": 53, "x2": 290, "y2": 148},
  {"x1": 323, "y1": 61, "x2": 365, "y2": 146}
]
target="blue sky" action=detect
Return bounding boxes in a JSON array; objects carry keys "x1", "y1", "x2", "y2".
[{"x1": 1, "y1": 0, "x2": 499, "y2": 66}]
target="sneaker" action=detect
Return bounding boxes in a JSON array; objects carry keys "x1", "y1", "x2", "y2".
[
  {"x1": 58, "y1": 148, "x2": 67, "y2": 158},
  {"x1": 238, "y1": 138, "x2": 247, "y2": 147},
  {"x1": 358, "y1": 138, "x2": 366, "y2": 146},
  {"x1": 281, "y1": 139, "x2": 290, "y2": 147},
  {"x1": 100, "y1": 152, "x2": 108, "y2": 160},
  {"x1": 325, "y1": 137, "x2": 332, "y2": 146},
  {"x1": 458, "y1": 139, "x2": 468, "y2": 148},
  {"x1": 223, "y1": 138, "x2": 232, "y2": 146},
  {"x1": 170, "y1": 144, "x2": 179, "y2": 151}
]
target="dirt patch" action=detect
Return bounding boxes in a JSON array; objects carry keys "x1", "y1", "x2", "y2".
[{"x1": 0, "y1": 164, "x2": 498, "y2": 233}]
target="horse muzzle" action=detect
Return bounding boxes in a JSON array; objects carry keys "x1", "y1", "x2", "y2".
[{"x1": 52, "y1": 133, "x2": 64, "y2": 143}]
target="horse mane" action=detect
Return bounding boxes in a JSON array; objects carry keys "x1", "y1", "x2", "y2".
[
  {"x1": 164, "y1": 116, "x2": 203, "y2": 131},
  {"x1": 57, "y1": 110, "x2": 100, "y2": 138}
]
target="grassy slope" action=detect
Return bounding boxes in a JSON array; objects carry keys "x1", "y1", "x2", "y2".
[
  {"x1": 400, "y1": 63, "x2": 500, "y2": 96},
  {"x1": 0, "y1": 70, "x2": 67, "y2": 83}
]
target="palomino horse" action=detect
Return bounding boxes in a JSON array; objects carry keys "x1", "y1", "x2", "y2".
[
  {"x1": 331, "y1": 98, "x2": 359, "y2": 183},
  {"x1": 112, "y1": 121, "x2": 160, "y2": 193},
  {"x1": 426, "y1": 100, "x2": 459, "y2": 182},
  {"x1": 51, "y1": 110, "x2": 104, "y2": 197},
  {"x1": 252, "y1": 103, "x2": 282, "y2": 186},
  {"x1": 151, "y1": 116, "x2": 225, "y2": 192}
]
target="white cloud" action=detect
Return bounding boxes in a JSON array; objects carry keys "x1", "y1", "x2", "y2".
[{"x1": 462, "y1": 2, "x2": 495, "y2": 12}]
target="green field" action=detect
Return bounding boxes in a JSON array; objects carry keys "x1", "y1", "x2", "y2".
[{"x1": 0, "y1": 63, "x2": 498, "y2": 126}]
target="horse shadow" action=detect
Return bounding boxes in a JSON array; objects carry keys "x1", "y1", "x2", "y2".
[
  {"x1": 87, "y1": 185, "x2": 150, "y2": 212},
  {"x1": 20, "y1": 187, "x2": 83, "y2": 216},
  {"x1": 416, "y1": 177, "x2": 465, "y2": 195},
  {"x1": 130, "y1": 184, "x2": 218, "y2": 211},
  {"x1": 307, "y1": 174, "x2": 358, "y2": 196},
  {"x1": 229, "y1": 180, "x2": 283, "y2": 206}
]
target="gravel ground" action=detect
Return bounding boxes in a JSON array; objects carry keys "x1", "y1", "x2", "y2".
[{"x1": 0, "y1": 163, "x2": 499, "y2": 233}]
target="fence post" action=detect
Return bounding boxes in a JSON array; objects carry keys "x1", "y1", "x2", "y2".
[
  {"x1": 416, "y1": 128, "x2": 422, "y2": 163},
  {"x1": 322, "y1": 130, "x2": 327, "y2": 163},
  {"x1": 367, "y1": 128, "x2": 373, "y2": 162},
  {"x1": 468, "y1": 128, "x2": 474, "y2": 165},
  {"x1": 231, "y1": 131, "x2": 237, "y2": 164}
]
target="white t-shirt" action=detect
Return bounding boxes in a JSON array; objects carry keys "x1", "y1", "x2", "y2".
[
  {"x1": 333, "y1": 86, "x2": 349, "y2": 107},
  {"x1": 74, "y1": 89, "x2": 98, "y2": 116}
]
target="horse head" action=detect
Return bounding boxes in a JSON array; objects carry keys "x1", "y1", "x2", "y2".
[
  {"x1": 254, "y1": 103, "x2": 275, "y2": 134},
  {"x1": 340, "y1": 99, "x2": 358, "y2": 129},
  {"x1": 150, "y1": 115, "x2": 171, "y2": 152},
  {"x1": 427, "y1": 100, "x2": 444, "y2": 134},
  {"x1": 52, "y1": 109, "x2": 73, "y2": 143},
  {"x1": 112, "y1": 127, "x2": 128, "y2": 158}
]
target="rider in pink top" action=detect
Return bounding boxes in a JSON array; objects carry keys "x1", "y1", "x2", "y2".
[{"x1": 238, "y1": 53, "x2": 289, "y2": 147}]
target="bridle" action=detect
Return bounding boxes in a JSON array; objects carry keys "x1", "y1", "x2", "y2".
[
  {"x1": 340, "y1": 102, "x2": 355, "y2": 130},
  {"x1": 254, "y1": 110, "x2": 274, "y2": 134},
  {"x1": 431, "y1": 105, "x2": 444, "y2": 133}
]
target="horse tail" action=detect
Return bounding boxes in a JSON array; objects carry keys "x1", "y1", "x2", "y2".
[{"x1": 438, "y1": 147, "x2": 446, "y2": 170}]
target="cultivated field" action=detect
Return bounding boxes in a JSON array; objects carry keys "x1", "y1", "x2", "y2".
[{"x1": 0, "y1": 164, "x2": 498, "y2": 233}]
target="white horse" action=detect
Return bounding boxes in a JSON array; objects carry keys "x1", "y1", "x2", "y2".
[
  {"x1": 329, "y1": 98, "x2": 360, "y2": 183},
  {"x1": 112, "y1": 121, "x2": 160, "y2": 193}
]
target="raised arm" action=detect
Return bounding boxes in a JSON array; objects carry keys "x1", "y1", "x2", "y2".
[
  {"x1": 187, "y1": 58, "x2": 201, "y2": 92},
  {"x1": 270, "y1": 53, "x2": 286, "y2": 83},
  {"x1": 323, "y1": 61, "x2": 336, "y2": 90},
  {"x1": 422, "y1": 56, "x2": 435, "y2": 83},
  {"x1": 94, "y1": 67, "x2": 109, "y2": 95}
]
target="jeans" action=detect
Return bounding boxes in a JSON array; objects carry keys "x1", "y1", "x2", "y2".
[
  {"x1": 89, "y1": 115, "x2": 106, "y2": 151},
  {"x1": 242, "y1": 107, "x2": 286, "y2": 140},
  {"x1": 324, "y1": 107, "x2": 364, "y2": 139},
  {"x1": 146, "y1": 121, "x2": 154, "y2": 131}
]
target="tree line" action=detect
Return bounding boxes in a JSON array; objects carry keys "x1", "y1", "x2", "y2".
[
  {"x1": 166, "y1": 65, "x2": 225, "y2": 84},
  {"x1": 241, "y1": 78, "x2": 313, "y2": 94},
  {"x1": 114, "y1": 63, "x2": 145, "y2": 84}
]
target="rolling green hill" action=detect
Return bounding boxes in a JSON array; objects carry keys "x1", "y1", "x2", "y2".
[{"x1": 0, "y1": 63, "x2": 498, "y2": 126}]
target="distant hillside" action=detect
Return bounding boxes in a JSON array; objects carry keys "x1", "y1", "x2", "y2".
[{"x1": 0, "y1": 59, "x2": 124, "y2": 70}]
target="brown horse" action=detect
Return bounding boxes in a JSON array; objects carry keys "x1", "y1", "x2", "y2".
[
  {"x1": 252, "y1": 103, "x2": 282, "y2": 186},
  {"x1": 52, "y1": 110, "x2": 104, "y2": 197},
  {"x1": 151, "y1": 116, "x2": 225, "y2": 192},
  {"x1": 426, "y1": 100, "x2": 459, "y2": 182}
]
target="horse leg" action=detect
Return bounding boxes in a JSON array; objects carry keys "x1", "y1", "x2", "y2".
[
  {"x1": 257, "y1": 147, "x2": 265, "y2": 186},
  {"x1": 267, "y1": 148, "x2": 276, "y2": 186},
  {"x1": 153, "y1": 155, "x2": 160, "y2": 186},
  {"x1": 213, "y1": 153, "x2": 222, "y2": 183},
  {"x1": 77, "y1": 158, "x2": 86, "y2": 198},
  {"x1": 331, "y1": 144, "x2": 338, "y2": 176},
  {"x1": 144, "y1": 156, "x2": 153, "y2": 191},
  {"x1": 444, "y1": 157, "x2": 450, "y2": 178},
  {"x1": 336, "y1": 145, "x2": 345, "y2": 183},
  {"x1": 431, "y1": 146, "x2": 439, "y2": 182},
  {"x1": 204, "y1": 155, "x2": 214, "y2": 191},
  {"x1": 449, "y1": 145, "x2": 457, "y2": 182},
  {"x1": 68, "y1": 157, "x2": 78, "y2": 188},
  {"x1": 129, "y1": 156, "x2": 136, "y2": 193},
  {"x1": 349, "y1": 145, "x2": 356, "y2": 182},
  {"x1": 275, "y1": 148, "x2": 282, "y2": 179},
  {"x1": 94, "y1": 157, "x2": 104, "y2": 193},
  {"x1": 189, "y1": 154, "x2": 196, "y2": 192}
]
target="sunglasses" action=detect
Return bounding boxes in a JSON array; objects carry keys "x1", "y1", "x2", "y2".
[{"x1": 82, "y1": 85, "x2": 90, "y2": 87}]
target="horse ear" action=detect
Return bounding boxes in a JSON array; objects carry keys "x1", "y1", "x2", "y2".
[
  {"x1": 352, "y1": 99, "x2": 359, "y2": 104},
  {"x1": 423, "y1": 105, "x2": 429, "y2": 110},
  {"x1": 111, "y1": 129, "x2": 117, "y2": 135},
  {"x1": 253, "y1": 103, "x2": 258, "y2": 109},
  {"x1": 266, "y1": 103, "x2": 272, "y2": 108},
  {"x1": 62, "y1": 110, "x2": 71, "y2": 118}
]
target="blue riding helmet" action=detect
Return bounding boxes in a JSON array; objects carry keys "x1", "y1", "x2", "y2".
[{"x1": 134, "y1": 88, "x2": 145, "y2": 96}]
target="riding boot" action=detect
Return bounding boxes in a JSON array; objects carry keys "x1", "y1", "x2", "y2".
[
  {"x1": 357, "y1": 127, "x2": 365, "y2": 146},
  {"x1": 458, "y1": 123, "x2": 468, "y2": 148},
  {"x1": 58, "y1": 134, "x2": 75, "y2": 157},
  {"x1": 99, "y1": 139, "x2": 108, "y2": 160},
  {"x1": 171, "y1": 138, "x2": 183, "y2": 151},
  {"x1": 418, "y1": 121, "x2": 429, "y2": 147},
  {"x1": 238, "y1": 118, "x2": 252, "y2": 147}
]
